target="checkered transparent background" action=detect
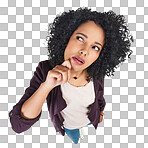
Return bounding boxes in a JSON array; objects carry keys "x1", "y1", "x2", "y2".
[{"x1": 0, "y1": 0, "x2": 148, "y2": 147}]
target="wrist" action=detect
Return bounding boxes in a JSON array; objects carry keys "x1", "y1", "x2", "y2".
[{"x1": 41, "y1": 82, "x2": 53, "y2": 91}]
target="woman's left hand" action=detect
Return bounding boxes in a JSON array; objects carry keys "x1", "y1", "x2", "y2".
[{"x1": 99, "y1": 111, "x2": 104, "y2": 123}]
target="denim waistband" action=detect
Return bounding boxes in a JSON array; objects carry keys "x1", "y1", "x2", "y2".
[
  {"x1": 88, "y1": 122, "x2": 92, "y2": 125},
  {"x1": 63, "y1": 122, "x2": 92, "y2": 130}
]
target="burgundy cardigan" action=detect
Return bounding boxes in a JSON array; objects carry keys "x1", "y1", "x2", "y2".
[{"x1": 9, "y1": 60, "x2": 106, "y2": 136}]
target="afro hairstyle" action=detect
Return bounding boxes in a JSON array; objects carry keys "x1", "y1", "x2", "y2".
[{"x1": 46, "y1": 7, "x2": 134, "y2": 82}]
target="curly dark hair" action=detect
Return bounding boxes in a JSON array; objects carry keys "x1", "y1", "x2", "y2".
[{"x1": 46, "y1": 7, "x2": 133, "y2": 82}]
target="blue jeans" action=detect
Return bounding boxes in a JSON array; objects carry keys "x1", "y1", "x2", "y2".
[{"x1": 63, "y1": 122, "x2": 92, "y2": 144}]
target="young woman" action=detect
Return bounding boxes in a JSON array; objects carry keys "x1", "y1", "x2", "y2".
[{"x1": 9, "y1": 7, "x2": 133, "y2": 144}]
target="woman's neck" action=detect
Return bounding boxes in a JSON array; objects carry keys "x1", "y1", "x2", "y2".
[
  {"x1": 68, "y1": 70, "x2": 89, "y2": 87},
  {"x1": 70, "y1": 69, "x2": 85, "y2": 79}
]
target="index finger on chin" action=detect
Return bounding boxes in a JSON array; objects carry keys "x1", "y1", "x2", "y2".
[{"x1": 62, "y1": 58, "x2": 72, "y2": 70}]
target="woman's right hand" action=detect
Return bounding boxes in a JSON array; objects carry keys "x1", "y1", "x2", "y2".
[{"x1": 43, "y1": 59, "x2": 72, "y2": 89}]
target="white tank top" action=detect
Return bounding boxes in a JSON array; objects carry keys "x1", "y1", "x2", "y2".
[{"x1": 60, "y1": 80, "x2": 95, "y2": 129}]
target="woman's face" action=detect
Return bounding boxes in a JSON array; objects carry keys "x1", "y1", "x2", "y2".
[{"x1": 64, "y1": 21, "x2": 105, "y2": 72}]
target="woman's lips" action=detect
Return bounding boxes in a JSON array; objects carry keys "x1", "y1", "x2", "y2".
[
  {"x1": 73, "y1": 56, "x2": 85, "y2": 64},
  {"x1": 72, "y1": 57, "x2": 84, "y2": 65}
]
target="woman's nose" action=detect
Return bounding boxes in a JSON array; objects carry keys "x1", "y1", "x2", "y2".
[{"x1": 80, "y1": 45, "x2": 89, "y2": 55}]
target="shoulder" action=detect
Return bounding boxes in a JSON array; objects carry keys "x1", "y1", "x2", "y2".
[
  {"x1": 38, "y1": 59, "x2": 54, "y2": 71},
  {"x1": 94, "y1": 78, "x2": 104, "y2": 89},
  {"x1": 36, "y1": 60, "x2": 54, "y2": 81}
]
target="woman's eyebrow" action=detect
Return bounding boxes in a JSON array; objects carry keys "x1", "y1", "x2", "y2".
[{"x1": 76, "y1": 32, "x2": 103, "y2": 47}]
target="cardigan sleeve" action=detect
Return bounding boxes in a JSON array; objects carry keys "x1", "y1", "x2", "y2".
[
  {"x1": 98, "y1": 78, "x2": 106, "y2": 112},
  {"x1": 9, "y1": 61, "x2": 44, "y2": 134}
]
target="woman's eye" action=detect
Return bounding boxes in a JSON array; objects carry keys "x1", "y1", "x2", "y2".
[
  {"x1": 76, "y1": 36, "x2": 100, "y2": 51},
  {"x1": 94, "y1": 46, "x2": 100, "y2": 51},
  {"x1": 76, "y1": 36, "x2": 83, "y2": 41},
  {"x1": 93, "y1": 46, "x2": 100, "y2": 51}
]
